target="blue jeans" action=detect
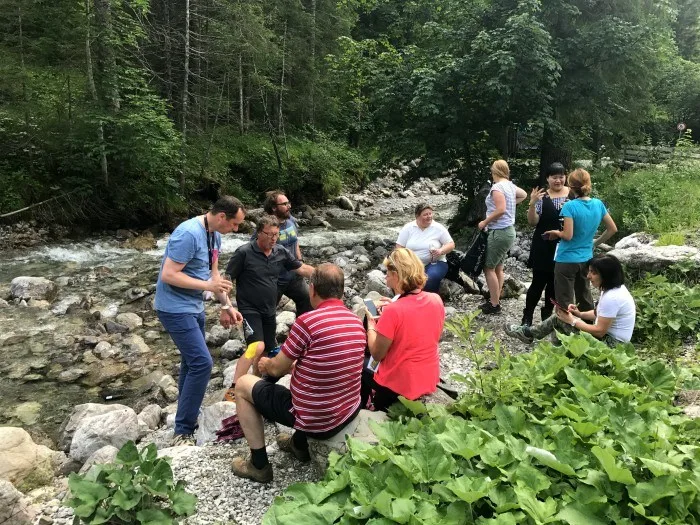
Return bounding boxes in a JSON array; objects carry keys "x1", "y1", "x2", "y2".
[
  {"x1": 157, "y1": 310, "x2": 213, "y2": 435},
  {"x1": 424, "y1": 261, "x2": 448, "y2": 293}
]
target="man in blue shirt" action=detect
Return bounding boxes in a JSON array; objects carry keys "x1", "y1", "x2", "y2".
[
  {"x1": 262, "y1": 190, "x2": 313, "y2": 315},
  {"x1": 155, "y1": 196, "x2": 246, "y2": 446}
]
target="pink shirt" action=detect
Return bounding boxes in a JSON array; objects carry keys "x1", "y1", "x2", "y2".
[{"x1": 374, "y1": 291, "x2": 445, "y2": 400}]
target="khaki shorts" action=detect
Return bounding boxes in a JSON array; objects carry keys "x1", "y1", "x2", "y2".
[{"x1": 485, "y1": 226, "x2": 516, "y2": 269}]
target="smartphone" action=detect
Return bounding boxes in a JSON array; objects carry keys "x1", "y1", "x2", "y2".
[
  {"x1": 550, "y1": 298, "x2": 568, "y2": 311},
  {"x1": 364, "y1": 299, "x2": 379, "y2": 318},
  {"x1": 242, "y1": 318, "x2": 254, "y2": 339},
  {"x1": 366, "y1": 357, "x2": 380, "y2": 372}
]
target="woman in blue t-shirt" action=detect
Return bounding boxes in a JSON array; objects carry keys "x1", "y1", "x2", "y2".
[{"x1": 543, "y1": 168, "x2": 617, "y2": 312}]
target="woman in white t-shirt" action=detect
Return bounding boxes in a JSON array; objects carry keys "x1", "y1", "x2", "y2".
[
  {"x1": 396, "y1": 203, "x2": 455, "y2": 293},
  {"x1": 506, "y1": 254, "x2": 636, "y2": 346}
]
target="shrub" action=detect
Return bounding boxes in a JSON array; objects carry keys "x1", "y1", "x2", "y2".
[
  {"x1": 67, "y1": 441, "x2": 197, "y2": 524},
  {"x1": 264, "y1": 332, "x2": 700, "y2": 524}
]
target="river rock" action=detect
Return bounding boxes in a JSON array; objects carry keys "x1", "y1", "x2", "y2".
[
  {"x1": 0, "y1": 479, "x2": 35, "y2": 525},
  {"x1": 10, "y1": 277, "x2": 58, "y2": 302},
  {"x1": 58, "y1": 403, "x2": 130, "y2": 452},
  {"x1": 365, "y1": 269, "x2": 392, "y2": 297},
  {"x1": 222, "y1": 362, "x2": 237, "y2": 388},
  {"x1": 57, "y1": 368, "x2": 88, "y2": 383},
  {"x1": 116, "y1": 312, "x2": 143, "y2": 330},
  {"x1": 132, "y1": 371, "x2": 178, "y2": 402},
  {"x1": 78, "y1": 445, "x2": 119, "y2": 475},
  {"x1": 122, "y1": 334, "x2": 150, "y2": 354},
  {"x1": 275, "y1": 311, "x2": 296, "y2": 339},
  {"x1": 70, "y1": 408, "x2": 140, "y2": 463},
  {"x1": 194, "y1": 402, "x2": 237, "y2": 445},
  {"x1": 94, "y1": 341, "x2": 116, "y2": 359},
  {"x1": 439, "y1": 279, "x2": 466, "y2": 301},
  {"x1": 137, "y1": 404, "x2": 162, "y2": 431},
  {"x1": 221, "y1": 339, "x2": 244, "y2": 360},
  {"x1": 337, "y1": 196, "x2": 355, "y2": 211},
  {"x1": 27, "y1": 298, "x2": 50, "y2": 309},
  {"x1": 609, "y1": 233, "x2": 700, "y2": 271},
  {"x1": 122, "y1": 232, "x2": 156, "y2": 250},
  {"x1": 0, "y1": 428, "x2": 56, "y2": 489},
  {"x1": 82, "y1": 359, "x2": 130, "y2": 387},
  {"x1": 501, "y1": 275, "x2": 525, "y2": 299},
  {"x1": 12, "y1": 402, "x2": 42, "y2": 426},
  {"x1": 206, "y1": 325, "x2": 231, "y2": 347},
  {"x1": 104, "y1": 320, "x2": 129, "y2": 334}
]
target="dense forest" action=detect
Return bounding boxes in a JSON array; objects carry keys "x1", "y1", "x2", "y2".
[{"x1": 1, "y1": 0, "x2": 699, "y2": 227}]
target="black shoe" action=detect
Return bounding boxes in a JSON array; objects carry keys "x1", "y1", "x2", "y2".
[
  {"x1": 481, "y1": 302, "x2": 502, "y2": 315},
  {"x1": 521, "y1": 314, "x2": 533, "y2": 327}
]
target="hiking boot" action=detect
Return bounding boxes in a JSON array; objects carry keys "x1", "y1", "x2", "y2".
[
  {"x1": 171, "y1": 433, "x2": 196, "y2": 447},
  {"x1": 504, "y1": 324, "x2": 534, "y2": 344},
  {"x1": 277, "y1": 433, "x2": 311, "y2": 463},
  {"x1": 480, "y1": 302, "x2": 502, "y2": 315},
  {"x1": 231, "y1": 457, "x2": 273, "y2": 483}
]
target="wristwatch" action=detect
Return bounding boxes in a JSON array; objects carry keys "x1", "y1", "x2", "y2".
[
  {"x1": 570, "y1": 318, "x2": 577, "y2": 327},
  {"x1": 221, "y1": 304, "x2": 232, "y2": 310}
]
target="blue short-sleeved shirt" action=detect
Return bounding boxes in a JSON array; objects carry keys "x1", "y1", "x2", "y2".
[
  {"x1": 555, "y1": 198, "x2": 608, "y2": 263},
  {"x1": 154, "y1": 217, "x2": 222, "y2": 314}
]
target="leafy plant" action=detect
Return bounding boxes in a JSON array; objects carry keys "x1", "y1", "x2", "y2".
[
  {"x1": 656, "y1": 232, "x2": 685, "y2": 246},
  {"x1": 632, "y1": 273, "x2": 700, "y2": 350},
  {"x1": 67, "y1": 441, "x2": 197, "y2": 525},
  {"x1": 264, "y1": 333, "x2": 700, "y2": 524}
]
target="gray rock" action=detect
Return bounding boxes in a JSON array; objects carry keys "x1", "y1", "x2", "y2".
[
  {"x1": 610, "y1": 234, "x2": 700, "y2": 271},
  {"x1": 70, "y1": 408, "x2": 140, "y2": 463},
  {"x1": 57, "y1": 368, "x2": 88, "y2": 383},
  {"x1": 372, "y1": 246, "x2": 388, "y2": 259},
  {"x1": 137, "y1": 404, "x2": 162, "y2": 431},
  {"x1": 122, "y1": 334, "x2": 150, "y2": 354},
  {"x1": 365, "y1": 270, "x2": 392, "y2": 297},
  {"x1": 206, "y1": 325, "x2": 231, "y2": 347},
  {"x1": 222, "y1": 362, "x2": 238, "y2": 389},
  {"x1": 501, "y1": 275, "x2": 525, "y2": 299},
  {"x1": 115, "y1": 313, "x2": 143, "y2": 330},
  {"x1": 78, "y1": 445, "x2": 119, "y2": 474},
  {"x1": 221, "y1": 339, "x2": 244, "y2": 360},
  {"x1": 275, "y1": 311, "x2": 296, "y2": 339},
  {"x1": 0, "y1": 479, "x2": 34, "y2": 525},
  {"x1": 337, "y1": 196, "x2": 355, "y2": 211},
  {"x1": 94, "y1": 341, "x2": 116, "y2": 359},
  {"x1": 143, "y1": 330, "x2": 161, "y2": 341},
  {"x1": 58, "y1": 403, "x2": 130, "y2": 452},
  {"x1": 439, "y1": 279, "x2": 466, "y2": 301},
  {"x1": 10, "y1": 277, "x2": 57, "y2": 302},
  {"x1": 12, "y1": 402, "x2": 42, "y2": 426},
  {"x1": 104, "y1": 320, "x2": 129, "y2": 334},
  {"x1": 194, "y1": 402, "x2": 237, "y2": 445}
]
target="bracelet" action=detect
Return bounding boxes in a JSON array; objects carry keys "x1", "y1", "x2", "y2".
[{"x1": 367, "y1": 328, "x2": 376, "y2": 333}]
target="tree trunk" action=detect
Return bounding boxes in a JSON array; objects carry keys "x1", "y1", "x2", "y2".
[
  {"x1": 93, "y1": 0, "x2": 120, "y2": 112},
  {"x1": 539, "y1": 122, "x2": 571, "y2": 182},
  {"x1": 309, "y1": 0, "x2": 316, "y2": 128},
  {"x1": 278, "y1": 20, "x2": 287, "y2": 135},
  {"x1": 17, "y1": 6, "x2": 34, "y2": 176},
  {"x1": 163, "y1": 0, "x2": 173, "y2": 107},
  {"x1": 85, "y1": 0, "x2": 109, "y2": 185},
  {"x1": 180, "y1": 0, "x2": 191, "y2": 192}
]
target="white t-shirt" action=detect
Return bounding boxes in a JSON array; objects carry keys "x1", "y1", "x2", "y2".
[
  {"x1": 596, "y1": 285, "x2": 636, "y2": 342},
  {"x1": 396, "y1": 221, "x2": 453, "y2": 265}
]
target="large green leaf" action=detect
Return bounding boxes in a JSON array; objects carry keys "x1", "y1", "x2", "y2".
[
  {"x1": 493, "y1": 404, "x2": 526, "y2": 434},
  {"x1": 446, "y1": 475, "x2": 495, "y2": 504},
  {"x1": 67, "y1": 474, "x2": 109, "y2": 513},
  {"x1": 628, "y1": 475, "x2": 679, "y2": 505},
  {"x1": 513, "y1": 486, "x2": 557, "y2": 523},
  {"x1": 556, "y1": 503, "x2": 608, "y2": 525},
  {"x1": 170, "y1": 487, "x2": 197, "y2": 516},
  {"x1": 116, "y1": 441, "x2": 140, "y2": 465},
  {"x1": 591, "y1": 446, "x2": 636, "y2": 485},
  {"x1": 111, "y1": 488, "x2": 142, "y2": 510},
  {"x1": 135, "y1": 508, "x2": 173, "y2": 525},
  {"x1": 525, "y1": 446, "x2": 576, "y2": 476}
]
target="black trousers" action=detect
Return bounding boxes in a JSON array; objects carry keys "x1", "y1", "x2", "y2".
[
  {"x1": 277, "y1": 274, "x2": 313, "y2": 316},
  {"x1": 360, "y1": 357, "x2": 400, "y2": 412},
  {"x1": 523, "y1": 269, "x2": 555, "y2": 322}
]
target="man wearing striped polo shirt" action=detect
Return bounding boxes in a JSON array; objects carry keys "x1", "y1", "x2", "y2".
[{"x1": 230, "y1": 263, "x2": 366, "y2": 483}]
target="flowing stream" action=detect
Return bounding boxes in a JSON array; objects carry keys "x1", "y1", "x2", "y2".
[{"x1": 0, "y1": 202, "x2": 457, "y2": 443}]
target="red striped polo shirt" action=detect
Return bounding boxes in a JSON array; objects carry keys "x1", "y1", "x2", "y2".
[{"x1": 281, "y1": 298, "x2": 366, "y2": 433}]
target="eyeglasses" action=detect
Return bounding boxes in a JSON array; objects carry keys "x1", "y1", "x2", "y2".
[
  {"x1": 276, "y1": 201, "x2": 291, "y2": 207},
  {"x1": 260, "y1": 230, "x2": 280, "y2": 239}
]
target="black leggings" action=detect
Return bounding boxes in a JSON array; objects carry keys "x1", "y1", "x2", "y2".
[
  {"x1": 360, "y1": 358, "x2": 400, "y2": 412},
  {"x1": 523, "y1": 269, "x2": 555, "y2": 321}
]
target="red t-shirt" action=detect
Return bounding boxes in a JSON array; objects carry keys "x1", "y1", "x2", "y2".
[
  {"x1": 374, "y1": 291, "x2": 444, "y2": 400},
  {"x1": 281, "y1": 299, "x2": 366, "y2": 433}
]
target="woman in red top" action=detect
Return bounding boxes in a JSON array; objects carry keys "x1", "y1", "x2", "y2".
[{"x1": 362, "y1": 248, "x2": 445, "y2": 411}]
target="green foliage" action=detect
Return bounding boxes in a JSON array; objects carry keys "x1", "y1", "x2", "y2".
[
  {"x1": 632, "y1": 273, "x2": 700, "y2": 350},
  {"x1": 265, "y1": 333, "x2": 700, "y2": 524},
  {"x1": 595, "y1": 163, "x2": 700, "y2": 237},
  {"x1": 656, "y1": 233, "x2": 686, "y2": 247},
  {"x1": 67, "y1": 441, "x2": 197, "y2": 525},
  {"x1": 225, "y1": 132, "x2": 373, "y2": 203}
]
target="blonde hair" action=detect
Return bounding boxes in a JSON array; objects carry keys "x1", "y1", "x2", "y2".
[
  {"x1": 383, "y1": 248, "x2": 427, "y2": 293},
  {"x1": 491, "y1": 159, "x2": 510, "y2": 180},
  {"x1": 567, "y1": 168, "x2": 592, "y2": 197}
]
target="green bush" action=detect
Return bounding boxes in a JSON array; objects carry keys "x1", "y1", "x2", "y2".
[
  {"x1": 595, "y1": 163, "x2": 700, "y2": 237},
  {"x1": 264, "y1": 331, "x2": 700, "y2": 525},
  {"x1": 632, "y1": 273, "x2": 700, "y2": 348},
  {"x1": 67, "y1": 441, "x2": 197, "y2": 525}
]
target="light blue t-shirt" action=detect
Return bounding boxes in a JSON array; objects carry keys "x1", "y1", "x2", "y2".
[
  {"x1": 555, "y1": 198, "x2": 608, "y2": 263},
  {"x1": 154, "y1": 217, "x2": 222, "y2": 314}
]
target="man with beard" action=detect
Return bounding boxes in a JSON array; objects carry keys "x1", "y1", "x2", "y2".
[{"x1": 260, "y1": 190, "x2": 313, "y2": 315}]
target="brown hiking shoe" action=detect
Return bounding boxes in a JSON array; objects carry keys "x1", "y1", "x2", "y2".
[
  {"x1": 277, "y1": 433, "x2": 311, "y2": 462},
  {"x1": 231, "y1": 457, "x2": 273, "y2": 483}
]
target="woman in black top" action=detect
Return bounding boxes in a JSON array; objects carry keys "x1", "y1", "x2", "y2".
[{"x1": 522, "y1": 163, "x2": 570, "y2": 326}]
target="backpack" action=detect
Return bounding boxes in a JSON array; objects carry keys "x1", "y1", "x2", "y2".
[{"x1": 459, "y1": 230, "x2": 488, "y2": 278}]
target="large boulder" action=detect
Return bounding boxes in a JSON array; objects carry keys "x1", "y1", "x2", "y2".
[
  {"x1": 115, "y1": 312, "x2": 143, "y2": 330},
  {"x1": 70, "y1": 408, "x2": 140, "y2": 463},
  {"x1": 0, "y1": 479, "x2": 35, "y2": 525},
  {"x1": 137, "y1": 404, "x2": 163, "y2": 431},
  {"x1": 78, "y1": 445, "x2": 119, "y2": 474},
  {"x1": 365, "y1": 270, "x2": 392, "y2": 297},
  {"x1": 336, "y1": 196, "x2": 355, "y2": 211},
  {"x1": 10, "y1": 277, "x2": 57, "y2": 302},
  {"x1": 59, "y1": 403, "x2": 129, "y2": 452},
  {"x1": 194, "y1": 402, "x2": 237, "y2": 445},
  {"x1": 609, "y1": 233, "x2": 700, "y2": 271},
  {"x1": 0, "y1": 428, "x2": 56, "y2": 490},
  {"x1": 206, "y1": 325, "x2": 231, "y2": 347},
  {"x1": 276, "y1": 311, "x2": 297, "y2": 339}
]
